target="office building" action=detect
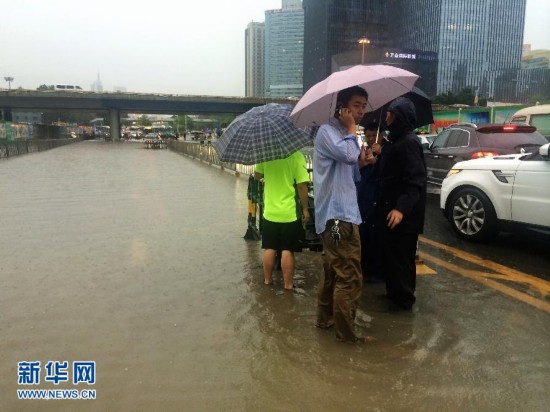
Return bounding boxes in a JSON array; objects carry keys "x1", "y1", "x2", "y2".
[
  {"x1": 301, "y1": 0, "x2": 534, "y2": 101},
  {"x1": 283, "y1": 0, "x2": 302, "y2": 8},
  {"x1": 390, "y1": 0, "x2": 527, "y2": 99},
  {"x1": 245, "y1": 22, "x2": 265, "y2": 98},
  {"x1": 493, "y1": 67, "x2": 550, "y2": 103},
  {"x1": 522, "y1": 49, "x2": 550, "y2": 70},
  {"x1": 302, "y1": 0, "x2": 389, "y2": 92},
  {"x1": 517, "y1": 48, "x2": 550, "y2": 102},
  {"x1": 90, "y1": 73, "x2": 103, "y2": 93},
  {"x1": 265, "y1": 1, "x2": 304, "y2": 98}
]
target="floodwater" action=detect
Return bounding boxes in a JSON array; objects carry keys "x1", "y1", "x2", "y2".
[{"x1": 1, "y1": 141, "x2": 549, "y2": 411}]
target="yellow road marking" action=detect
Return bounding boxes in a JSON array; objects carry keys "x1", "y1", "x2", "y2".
[
  {"x1": 419, "y1": 251, "x2": 550, "y2": 313},
  {"x1": 419, "y1": 236, "x2": 550, "y2": 296},
  {"x1": 416, "y1": 260, "x2": 437, "y2": 275}
]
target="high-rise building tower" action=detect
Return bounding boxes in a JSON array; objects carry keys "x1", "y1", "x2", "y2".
[
  {"x1": 302, "y1": 0, "x2": 389, "y2": 92},
  {"x1": 90, "y1": 72, "x2": 103, "y2": 92},
  {"x1": 390, "y1": 0, "x2": 527, "y2": 98},
  {"x1": 245, "y1": 22, "x2": 265, "y2": 98},
  {"x1": 283, "y1": 0, "x2": 302, "y2": 8},
  {"x1": 302, "y1": 0, "x2": 528, "y2": 100},
  {"x1": 265, "y1": 1, "x2": 304, "y2": 98}
]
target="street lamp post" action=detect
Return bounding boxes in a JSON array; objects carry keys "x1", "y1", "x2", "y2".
[
  {"x1": 358, "y1": 38, "x2": 370, "y2": 65},
  {"x1": 4, "y1": 76, "x2": 14, "y2": 91}
]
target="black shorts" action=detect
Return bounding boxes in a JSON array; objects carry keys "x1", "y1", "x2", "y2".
[{"x1": 261, "y1": 218, "x2": 304, "y2": 252}]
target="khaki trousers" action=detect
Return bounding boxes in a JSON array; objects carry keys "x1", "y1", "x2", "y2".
[{"x1": 317, "y1": 221, "x2": 363, "y2": 342}]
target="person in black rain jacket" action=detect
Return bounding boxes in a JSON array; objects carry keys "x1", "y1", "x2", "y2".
[{"x1": 375, "y1": 97, "x2": 427, "y2": 310}]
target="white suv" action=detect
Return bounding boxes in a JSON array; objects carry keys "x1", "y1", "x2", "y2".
[{"x1": 440, "y1": 143, "x2": 550, "y2": 242}]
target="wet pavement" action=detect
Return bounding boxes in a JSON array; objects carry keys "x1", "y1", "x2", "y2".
[{"x1": 1, "y1": 141, "x2": 549, "y2": 411}]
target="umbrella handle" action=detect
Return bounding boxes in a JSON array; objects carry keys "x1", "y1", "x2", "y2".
[{"x1": 376, "y1": 110, "x2": 384, "y2": 143}]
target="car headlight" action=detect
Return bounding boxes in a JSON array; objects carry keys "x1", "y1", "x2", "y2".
[{"x1": 446, "y1": 168, "x2": 462, "y2": 178}]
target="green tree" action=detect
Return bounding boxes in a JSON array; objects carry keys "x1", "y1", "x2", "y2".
[
  {"x1": 137, "y1": 115, "x2": 152, "y2": 126},
  {"x1": 41, "y1": 111, "x2": 103, "y2": 125},
  {"x1": 171, "y1": 115, "x2": 197, "y2": 132},
  {"x1": 527, "y1": 94, "x2": 550, "y2": 105},
  {"x1": 432, "y1": 90, "x2": 455, "y2": 105},
  {"x1": 433, "y1": 87, "x2": 480, "y2": 106},
  {"x1": 37, "y1": 84, "x2": 54, "y2": 91},
  {"x1": 216, "y1": 114, "x2": 237, "y2": 128}
]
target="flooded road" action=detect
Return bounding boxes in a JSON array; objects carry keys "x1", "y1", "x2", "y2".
[{"x1": 1, "y1": 141, "x2": 549, "y2": 411}]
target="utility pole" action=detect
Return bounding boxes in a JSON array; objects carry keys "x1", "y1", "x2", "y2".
[{"x1": 358, "y1": 38, "x2": 370, "y2": 65}]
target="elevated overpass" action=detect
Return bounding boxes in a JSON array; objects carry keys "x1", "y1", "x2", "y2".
[{"x1": 0, "y1": 90, "x2": 291, "y2": 139}]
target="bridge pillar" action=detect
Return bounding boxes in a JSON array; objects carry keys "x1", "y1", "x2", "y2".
[{"x1": 109, "y1": 109, "x2": 121, "y2": 140}]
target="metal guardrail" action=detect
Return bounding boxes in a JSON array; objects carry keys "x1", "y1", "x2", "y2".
[
  {"x1": 0, "y1": 138, "x2": 81, "y2": 159},
  {"x1": 167, "y1": 140, "x2": 258, "y2": 176},
  {"x1": 167, "y1": 140, "x2": 314, "y2": 178},
  {"x1": 167, "y1": 140, "x2": 321, "y2": 250},
  {"x1": 143, "y1": 139, "x2": 168, "y2": 149}
]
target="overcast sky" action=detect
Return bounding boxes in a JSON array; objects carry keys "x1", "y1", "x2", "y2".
[{"x1": 1, "y1": 0, "x2": 549, "y2": 96}]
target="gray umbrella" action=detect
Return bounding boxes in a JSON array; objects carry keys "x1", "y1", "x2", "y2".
[{"x1": 214, "y1": 103, "x2": 313, "y2": 165}]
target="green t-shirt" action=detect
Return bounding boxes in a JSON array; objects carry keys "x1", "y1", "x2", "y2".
[{"x1": 255, "y1": 151, "x2": 310, "y2": 223}]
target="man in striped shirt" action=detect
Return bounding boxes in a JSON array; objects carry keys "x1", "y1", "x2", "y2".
[{"x1": 313, "y1": 86, "x2": 370, "y2": 343}]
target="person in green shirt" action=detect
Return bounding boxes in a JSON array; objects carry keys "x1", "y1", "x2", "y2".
[{"x1": 254, "y1": 151, "x2": 310, "y2": 290}]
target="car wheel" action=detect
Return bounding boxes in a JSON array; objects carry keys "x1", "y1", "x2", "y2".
[{"x1": 448, "y1": 187, "x2": 498, "y2": 242}]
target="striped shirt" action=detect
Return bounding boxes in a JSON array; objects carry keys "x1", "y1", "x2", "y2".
[{"x1": 313, "y1": 117, "x2": 362, "y2": 234}]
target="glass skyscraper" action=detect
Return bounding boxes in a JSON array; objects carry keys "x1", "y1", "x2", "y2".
[
  {"x1": 245, "y1": 22, "x2": 265, "y2": 98},
  {"x1": 303, "y1": 0, "x2": 389, "y2": 92},
  {"x1": 390, "y1": 0, "x2": 527, "y2": 98},
  {"x1": 265, "y1": 2, "x2": 304, "y2": 98},
  {"x1": 302, "y1": 0, "x2": 529, "y2": 100}
]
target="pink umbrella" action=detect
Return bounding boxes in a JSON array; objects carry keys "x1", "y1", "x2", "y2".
[{"x1": 290, "y1": 65, "x2": 419, "y2": 127}]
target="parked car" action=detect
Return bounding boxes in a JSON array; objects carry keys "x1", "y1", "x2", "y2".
[
  {"x1": 128, "y1": 130, "x2": 141, "y2": 139},
  {"x1": 417, "y1": 133, "x2": 438, "y2": 150},
  {"x1": 189, "y1": 131, "x2": 205, "y2": 141},
  {"x1": 440, "y1": 142, "x2": 550, "y2": 242},
  {"x1": 425, "y1": 123, "x2": 547, "y2": 186},
  {"x1": 425, "y1": 134, "x2": 437, "y2": 145},
  {"x1": 159, "y1": 131, "x2": 177, "y2": 139}
]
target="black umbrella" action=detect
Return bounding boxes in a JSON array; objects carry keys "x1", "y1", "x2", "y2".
[{"x1": 360, "y1": 86, "x2": 434, "y2": 130}]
